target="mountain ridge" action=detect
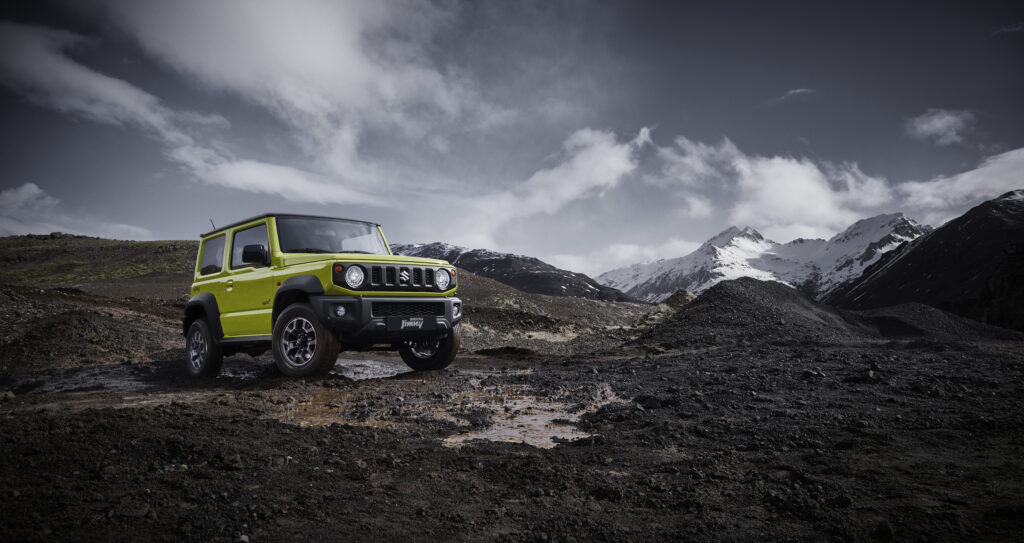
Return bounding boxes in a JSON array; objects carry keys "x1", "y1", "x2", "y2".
[
  {"x1": 823, "y1": 190, "x2": 1024, "y2": 331},
  {"x1": 596, "y1": 213, "x2": 931, "y2": 302},
  {"x1": 390, "y1": 242, "x2": 637, "y2": 303}
]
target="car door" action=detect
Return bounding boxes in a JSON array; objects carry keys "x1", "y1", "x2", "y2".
[{"x1": 219, "y1": 222, "x2": 275, "y2": 337}]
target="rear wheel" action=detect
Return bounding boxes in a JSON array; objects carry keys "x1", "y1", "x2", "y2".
[
  {"x1": 186, "y1": 319, "x2": 223, "y2": 377},
  {"x1": 272, "y1": 303, "x2": 340, "y2": 377},
  {"x1": 398, "y1": 324, "x2": 460, "y2": 371}
]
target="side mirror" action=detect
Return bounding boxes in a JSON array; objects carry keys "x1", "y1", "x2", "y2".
[{"x1": 242, "y1": 244, "x2": 269, "y2": 266}]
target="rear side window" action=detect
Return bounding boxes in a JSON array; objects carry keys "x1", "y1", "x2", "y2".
[
  {"x1": 199, "y1": 235, "x2": 225, "y2": 276},
  {"x1": 231, "y1": 223, "x2": 269, "y2": 269}
]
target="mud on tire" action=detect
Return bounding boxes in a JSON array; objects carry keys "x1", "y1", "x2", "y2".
[
  {"x1": 186, "y1": 319, "x2": 223, "y2": 377},
  {"x1": 272, "y1": 303, "x2": 340, "y2": 377},
  {"x1": 398, "y1": 324, "x2": 460, "y2": 371}
]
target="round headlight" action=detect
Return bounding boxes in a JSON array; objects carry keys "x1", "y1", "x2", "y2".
[
  {"x1": 435, "y1": 268, "x2": 451, "y2": 290},
  {"x1": 344, "y1": 265, "x2": 364, "y2": 288}
]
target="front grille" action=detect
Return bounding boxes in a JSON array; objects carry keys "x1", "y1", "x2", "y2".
[
  {"x1": 359, "y1": 264, "x2": 449, "y2": 292},
  {"x1": 372, "y1": 302, "x2": 445, "y2": 318}
]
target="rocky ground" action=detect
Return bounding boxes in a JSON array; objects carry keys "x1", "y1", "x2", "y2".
[{"x1": 1, "y1": 270, "x2": 1023, "y2": 541}]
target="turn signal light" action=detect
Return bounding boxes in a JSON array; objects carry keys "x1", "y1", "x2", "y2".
[{"x1": 334, "y1": 264, "x2": 343, "y2": 273}]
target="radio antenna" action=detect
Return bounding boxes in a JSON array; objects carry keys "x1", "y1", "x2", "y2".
[{"x1": 209, "y1": 218, "x2": 216, "y2": 230}]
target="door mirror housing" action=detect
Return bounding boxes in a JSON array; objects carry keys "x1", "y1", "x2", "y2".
[{"x1": 242, "y1": 244, "x2": 269, "y2": 266}]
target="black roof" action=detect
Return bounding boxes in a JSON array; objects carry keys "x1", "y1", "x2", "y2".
[{"x1": 201, "y1": 213, "x2": 380, "y2": 238}]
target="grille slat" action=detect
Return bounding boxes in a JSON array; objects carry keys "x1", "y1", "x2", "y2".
[
  {"x1": 372, "y1": 302, "x2": 445, "y2": 318},
  {"x1": 371, "y1": 266, "x2": 383, "y2": 285},
  {"x1": 385, "y1": 267, "x2": 396, "y2": 286}
]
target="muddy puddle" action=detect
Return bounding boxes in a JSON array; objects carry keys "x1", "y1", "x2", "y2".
[
  {"x1": 4, "y1": 355, "x2": 623, "y2": 450},
  {"x1": 273, "y1": 380, "x2": 624, "y2": 449},
  {"x1": 443, "y1": 383, "x2": 622, "y2": 449}
]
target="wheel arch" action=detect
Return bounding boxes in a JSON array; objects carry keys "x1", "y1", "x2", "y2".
[
  {"x1": 183, "y1": 292, "x2": 223, "y2": 339},
  {"x1": 272, "y1": 275, "x2": 325, "y2": 326}
]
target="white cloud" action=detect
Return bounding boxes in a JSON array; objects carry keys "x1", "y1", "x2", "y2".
[
  {"x1": 759, "y1": 88, "x2": 815, "y2": 107},
  {"x1": 0, "y1": 183, "x2": 152, "y2": 239},
  {"x1": 905, "y1": 108, "x2": 975, "y2": 145},
  {"x1": 680, "y1": 195, "x2": 713, "y2": 218},
  {"x1": 898, "y1": 147, "x2": 1024, "y2": 224},
  {"x1": 655, "y1": 136, "x2": 740, "y2": 188},
  {"x1": 201, "y1": 160, "x2": 387, "y2": 207},
  {"x1": 655, "y1": 135, "x2": 894, "y2": 241},
  {"x1": 730, "y1": 156, "x2": 892, "y2": 240},
  {"x1": 992, "y1": 23, "x2": 1023, "y2": 36},
  {"x1": 548, "y1": 237, "x2": 701, "y2": 276},
  {"x1": 444, "y1": 128, "x2": 649, "y2": 249},
  {"x1": 0, "y1": 21, "x2": 393, "y2": 209},
  {"x1": 0, "y1": 21, "x2": 203, "y2": 148},
  {"x1": 97, "y1": 0, "x2": 504, "y2": 188}
]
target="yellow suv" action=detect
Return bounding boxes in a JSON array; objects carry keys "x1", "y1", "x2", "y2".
[{"x1": 182, "y1": 214, "x2": 462, "y2": 377}]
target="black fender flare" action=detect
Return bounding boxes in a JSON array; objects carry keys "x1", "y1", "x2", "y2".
[
  {"x1": 183, "y1": 292, "x2": 223, "y2": 339},
  {"x1": 272, "y1": 275, "x2": 325, "y2": 325}
]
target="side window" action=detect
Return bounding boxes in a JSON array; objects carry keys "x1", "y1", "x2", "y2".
[
  {"x1": 231, "y1": 223, "x2": 269, "y2": 269},
  {"x1": 199, "y1": 235, "x2": 225, "y2": 276}
]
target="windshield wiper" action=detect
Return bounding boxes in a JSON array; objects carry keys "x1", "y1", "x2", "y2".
[
  {"x1": 342, "y1": 250, "x2": 374, "y2": 254},
  {"x1": 287, "y1": 248, "x2": 332, "y2": 254}
]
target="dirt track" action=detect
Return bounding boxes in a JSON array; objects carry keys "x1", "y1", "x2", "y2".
[
  {"x1": 2, "y1": 274, "x2": 1024, "y2": 541},
  {"x1": 3, "y1": 334, "x2": 1024, "y2": 542}
]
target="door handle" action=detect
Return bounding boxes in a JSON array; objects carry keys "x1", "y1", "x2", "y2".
[{"x1": 226, "y1": 279, "x2": 234, "y2": 291}]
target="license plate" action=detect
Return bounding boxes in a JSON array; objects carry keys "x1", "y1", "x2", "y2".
[{"x1": 386, "y1": 316, "x2": 436, "y2": 332}]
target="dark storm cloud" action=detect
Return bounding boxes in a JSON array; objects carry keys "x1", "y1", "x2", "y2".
[{"x1": 1, "y1": 1, "x2": 1023, "y2": 274}]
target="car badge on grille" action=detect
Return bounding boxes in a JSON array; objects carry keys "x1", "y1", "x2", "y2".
[{"x1": 399, "y1": 270, "x2": 410, "y2": 283}]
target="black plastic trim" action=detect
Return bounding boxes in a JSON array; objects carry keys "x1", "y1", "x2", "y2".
[
  {"x1": 221, "y1": 335, "x2": 272, "y2": 344},
  {"x1": 309, "y1": 295, "x2": 462, "y2": 346},
  {"x1": 202, "y1": 213, "x2": 380, "y2": 238},
  {"x1": 183, "y1": 292, "x2": 223, "y2": 339},
  {"x1": 272, "y1": 274, "x2": 326, "y2": 324}
]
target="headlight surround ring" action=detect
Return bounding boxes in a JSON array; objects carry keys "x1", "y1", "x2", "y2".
[
  {"x1": 344, "y1": 265, "x2": 365, "y2": 289},
  {"x1": 435, "y1": 268, "x2": 451, "y2": 290}
]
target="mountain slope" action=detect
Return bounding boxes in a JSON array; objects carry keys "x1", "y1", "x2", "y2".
[
  {"x1": 597, "y1": 214, "x2": 929, "y2": 303},
  {"x1": 823, "y1": 190, "x2": 1024, "y2": 331},
  {"x1": 391, "y1": 242, "x2": 636, "y2": 302}
]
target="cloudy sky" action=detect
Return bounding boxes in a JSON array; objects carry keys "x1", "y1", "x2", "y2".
[{"x1": 1, "y1": 1, "x2": 1022, "y2": 275}]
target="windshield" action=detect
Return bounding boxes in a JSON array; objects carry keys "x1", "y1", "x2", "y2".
[{"x1": 275, "y1": 217, "x2": 390, "y2": 255}]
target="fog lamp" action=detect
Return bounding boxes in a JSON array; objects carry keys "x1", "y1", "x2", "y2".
[{"x1": 335, "y1": 305, "x2": 347, "y2": 317}]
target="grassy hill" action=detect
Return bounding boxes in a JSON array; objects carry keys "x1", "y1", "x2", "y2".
[{"x1": 0, "y1": 233, "x2": 196, "y2": 284}]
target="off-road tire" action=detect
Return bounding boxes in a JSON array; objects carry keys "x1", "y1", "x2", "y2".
[
  {"x1": 399, "y1": 324, "x2": 460, "y2": 371},
  {"x1": 272, "y1": 303, "x2": 340, "y2": 377},
  {"x1": 186, "y1": 319, "x2": 223, "y2": 377}
]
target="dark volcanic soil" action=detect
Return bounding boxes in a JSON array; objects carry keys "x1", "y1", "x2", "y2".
[{"x1": 1, "y1": 278, "x2": 1023, "y2": 542}]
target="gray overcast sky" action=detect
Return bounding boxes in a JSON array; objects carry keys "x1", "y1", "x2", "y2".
[{"x1": 1, "y1": 0, "x2": 1022, "y2": 275}]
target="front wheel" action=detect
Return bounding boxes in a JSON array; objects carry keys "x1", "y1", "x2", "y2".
[
  {"x1": 398, "y1": 324, "x2": 460, "y2": 371},
  {"x1": 186, "y1": 319, "x2": 223, "y2": 377},
  {"x1": 272, "y1": 303, "x2": 340, "y2": 377}
]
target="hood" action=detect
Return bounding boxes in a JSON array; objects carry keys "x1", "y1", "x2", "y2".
[{"x1": 278, "y1": 253, "x2": 452, "y2": 267}]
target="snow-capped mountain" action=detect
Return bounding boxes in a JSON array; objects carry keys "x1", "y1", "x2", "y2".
[
  {"x1": 597, "y1": 214, "x2": 930, "y2": 303},
  {"x1": 823, "y1": 190, "x2": 1024, "y2": 331},
  {"x1": 390, "y1": 242, "x2": 636, "y2": 302}
]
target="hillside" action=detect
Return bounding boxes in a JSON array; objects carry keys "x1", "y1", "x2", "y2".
[
  {"x1": 824, "y1": 190, "x2": 1024, "y2": 331},
  {"x1": 392, "y1": 242, "x2": 636, "y2": 302}
]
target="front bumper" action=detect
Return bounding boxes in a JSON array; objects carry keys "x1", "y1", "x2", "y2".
[{"x1": 309, "y1": 295, "x2": 462, "y2": 344}]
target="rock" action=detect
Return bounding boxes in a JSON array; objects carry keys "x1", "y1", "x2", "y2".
[{"x1": 871, "y1": 520, "x2": 894, "y2": 542}]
